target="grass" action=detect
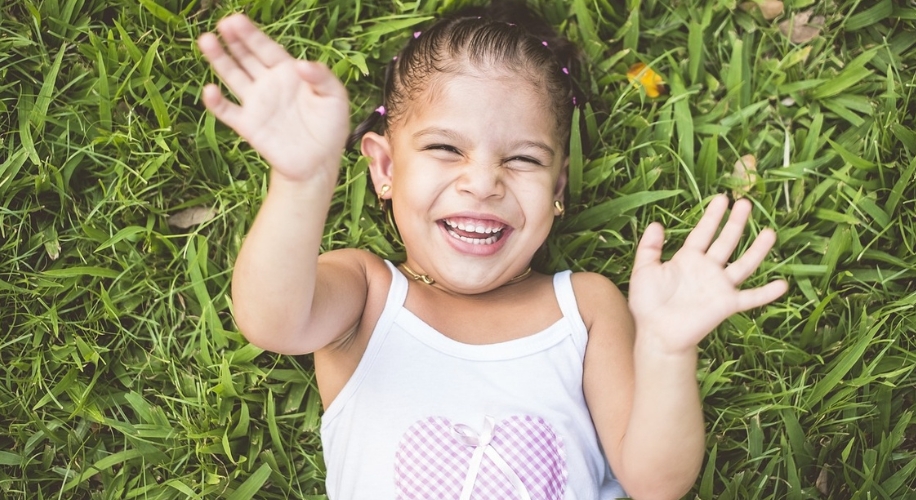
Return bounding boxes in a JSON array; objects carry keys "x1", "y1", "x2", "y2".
[{"x1": 1, "y1": 0, "x2": 914, "y2": 498}]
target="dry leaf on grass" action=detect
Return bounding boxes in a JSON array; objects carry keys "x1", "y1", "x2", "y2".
[
  {"x1": 739, "y1": 0, "x2": 784, "y2": 20},
  {"x1": 779, "y1": 9, "x2": 825, "y2": 44},
  {"x1": 731, "y1": 154, "x2": 758, "y2": 198},
  {"x1": 168, "y1": 206, "x2": 217, "y2": 228},
  {"x1": 816, "y1": 465, "x2": 830, "y2": 495}
]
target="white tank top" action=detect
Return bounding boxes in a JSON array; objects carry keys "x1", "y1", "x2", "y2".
[{"x1": 321, "y1": 261, "x2": 627, "y2": 499}]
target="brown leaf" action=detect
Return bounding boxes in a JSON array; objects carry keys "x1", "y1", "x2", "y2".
[
  {"x1": 779, "y1": 9, "x2": 825, "y2": 44},
  {"x1": 731, "y1": 154, "x2": 758, "y2": 198},
  {"x1": 816, "y1": 465, "x2": 829, "y2": 496},
  {"x1": 739, "y1": 0, "x2": 785, "y2": 20},
  {"x1": 168, "y1": 206, "x2": 217, "y2": 229}
]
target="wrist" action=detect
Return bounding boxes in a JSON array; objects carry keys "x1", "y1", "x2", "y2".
[
  {"x1": 633, "y1": 327, "x2": 699, "y2": 363},
  {"x1": 268, "y1": 167, "x2": 338, "y2": 198}
]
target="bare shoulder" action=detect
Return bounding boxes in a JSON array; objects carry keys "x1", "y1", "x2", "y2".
[
  {"x1": 318, "y1": 247, "x2": 387, "y2": 275},
  {"x1": 315, "y1": 247, "x2": 392, "y2": 346},
  {"x1": 569, "y1": 271, "x2": 631, "y2": 336}
]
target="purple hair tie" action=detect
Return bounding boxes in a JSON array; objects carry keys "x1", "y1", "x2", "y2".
[
  {"x1": 413, "y1": 31, "x2": 421, "y2": 38},
  {"x1": 572, "y1": 96, "x2": 577, "y2": 105},
  {"x1": 376, "y1": 105, "x2": 386, "y2": 116}
]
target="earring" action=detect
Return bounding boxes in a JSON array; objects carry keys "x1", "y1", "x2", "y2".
[
  {"x1": 378, "y1": 184, "x2": 390, "y2": 209},
  {"x1": 554, "y1": 200, "x2": 565, "y2": 216}
]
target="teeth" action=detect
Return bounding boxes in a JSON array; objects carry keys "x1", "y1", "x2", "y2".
[
  {"x1": 447, "y1": 228, "x2": 499, "y2": 245},
  {"x1": 444, "y1": 219, "x2": 504, "y2": 234}
]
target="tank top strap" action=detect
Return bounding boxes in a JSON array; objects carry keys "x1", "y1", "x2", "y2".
[
  {"x1": 552, "y1": 270, "x2": 589, "y2": 358},
  {"x1": 383, "y1": 260, "x2": 409, "y2": 310}
]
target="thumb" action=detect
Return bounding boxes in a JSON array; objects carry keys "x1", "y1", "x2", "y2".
[
  {"x1": 633, "y1": 222, "x2": 665, "y2": 272},
  {"x1": 296, "y1": 61, "x2": 348, "y2": 99}
]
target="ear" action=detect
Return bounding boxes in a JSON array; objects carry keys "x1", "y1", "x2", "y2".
[
  {"x1": 553, "y1": 157, "x2": 569, "y2": 212},
  {"x1": 361, "y1": 132, "x2": 394, "y2": 199}
]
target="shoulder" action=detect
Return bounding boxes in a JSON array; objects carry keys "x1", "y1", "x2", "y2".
[
  {"x1": 316, "y1": 248, "x2": 393, "y2": 340},
  {"x1": 568, "y1": 271, "x2": 631, "y2": 334},
  {"x1": 318, "y1": 248, "x2": 391, "y2": 284}
]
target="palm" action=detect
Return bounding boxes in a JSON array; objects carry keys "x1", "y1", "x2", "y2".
[
  {"x1": 198, "y1": 14, "x2": 349, "y2": 180},
  {"x1": 628, "y1": 195, "x2": 787, "y2": 354}
]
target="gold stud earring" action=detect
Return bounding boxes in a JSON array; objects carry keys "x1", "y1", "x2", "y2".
[
  {"x1": 378, "y1": 184, "x2": 391, "y2": 209},
  {"x1": 554, "y1": 200, "x2": 565, "y2": 216}
]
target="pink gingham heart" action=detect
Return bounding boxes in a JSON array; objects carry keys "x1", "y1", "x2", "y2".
[{"x1": 394, "y1": 415, "x2": 567, "y2": 499}]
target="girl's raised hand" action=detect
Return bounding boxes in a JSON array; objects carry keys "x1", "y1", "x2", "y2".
[
  {"x1": 627, "y1": 194, "x2": 788, "y2": 355},
  {"x1": 198, "y1": 14, "x2": 349, "y2": 183}
]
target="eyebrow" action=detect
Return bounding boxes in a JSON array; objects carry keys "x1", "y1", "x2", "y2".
[{"x1": 413, "y1": 127, "x2": 556, "y2": 159}]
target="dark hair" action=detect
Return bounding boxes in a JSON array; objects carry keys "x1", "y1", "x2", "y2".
[{"x1": 346, "y1": 0, "x2": 582, "y2": 151}]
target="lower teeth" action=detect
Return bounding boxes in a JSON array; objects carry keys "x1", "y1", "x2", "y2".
[{"x1": 447, "y1": 228, "x2": 500, "y2": 245}]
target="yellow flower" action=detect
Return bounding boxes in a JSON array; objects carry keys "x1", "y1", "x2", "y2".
[{"x1": 626, "y1": 62, "x2": 667, "y2": 98}]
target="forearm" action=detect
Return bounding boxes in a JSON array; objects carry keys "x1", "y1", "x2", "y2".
[
  {"x1": 231, "y1": 170, "x2": 337, "y2": 352},
  {"x1": 618, "y1": 333, "x2": 705, "y2": 499}
]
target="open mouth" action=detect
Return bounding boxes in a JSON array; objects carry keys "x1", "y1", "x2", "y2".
[{"x1": 440, "y1": 218, "x2": 508, "y2": 245}]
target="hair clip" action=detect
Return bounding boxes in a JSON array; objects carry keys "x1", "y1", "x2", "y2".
[
  {"x1": 376, "y1": 105, "x2": 386, "y2": 116},
  {"x1": 542, "y1": 41, "x2": 549, "y2": 46},
  {"x1": 561, "y1": 67, "x2": 569, "y2": 75},
  {"x1": 392, "y1": 55, "x2": 398, "y2": 61},
  {"x1": 413, "y1": 31, "x2": 422, "y2": 38},
  {"x1": 572, "y1": 96, "x2": 577, "y2": 105}
]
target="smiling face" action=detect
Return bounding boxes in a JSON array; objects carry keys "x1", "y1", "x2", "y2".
[{"x1": 362, "y1": 67, "x2": 567, "y2": 294}]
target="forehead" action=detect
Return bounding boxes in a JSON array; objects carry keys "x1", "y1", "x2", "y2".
[{"x1": 392, "y1": 68, "x2": 561, "y2": 149}]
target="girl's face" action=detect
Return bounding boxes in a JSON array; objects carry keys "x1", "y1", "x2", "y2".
[{"x1": 364, "y1": 68, "x2": 567, "y2": 294}]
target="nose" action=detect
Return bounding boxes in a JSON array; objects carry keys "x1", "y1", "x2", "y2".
[{"x1": 455, "y1": 159, "x2": 505, "y2": 200}]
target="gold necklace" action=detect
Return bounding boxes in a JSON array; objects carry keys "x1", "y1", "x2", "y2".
[{"x1": 399, "y1": 263, "x2": 533, "y2": 286}]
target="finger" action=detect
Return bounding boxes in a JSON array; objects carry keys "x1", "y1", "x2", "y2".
[
  {"x1": 735, "y1": 279, "x2": 788, "y2": 311},
  {"x1": 633, "y1": 222, "x2": 665, "y2": 272},
  {"x1": 682, "y1": 194, "x2": 730, "y2": 252},
  {"x1": 198, "y1": 33, "x2": 251, "y2": 96},
  {"x1": 706, "y1": 197, "x2": 752, "y2": 264},
  {"x1": 295, "y1": 61, "x2": 348, "y2": 99},
  {"x1": 218, "y1": 20, "x2": 266, "y2": 79},
  {"x1": 219, "y1": 14, "x2": 291, "y2": 74},
  {"x1": 201, "y1": 84, "x2": 245, "y2": 133},
  {"x1": 724, "y1": 228, "x2": 777, "y2": 284}
]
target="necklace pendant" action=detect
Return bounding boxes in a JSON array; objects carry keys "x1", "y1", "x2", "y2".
[{"x1": 417, "y1": 274, "x2": 435, "y2": 285}]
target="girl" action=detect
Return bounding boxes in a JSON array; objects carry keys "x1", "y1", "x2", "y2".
[{"x1": 197, "y1": 3, "x2": 787, "y2": 498}]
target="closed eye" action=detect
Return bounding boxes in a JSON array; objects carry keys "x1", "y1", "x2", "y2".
[
  {"x1": 424, "y1": 144, "x2": 461, "y2": 155},
  {"x1": 507, "y1": 156, "x2": 544, "y2": 166}
]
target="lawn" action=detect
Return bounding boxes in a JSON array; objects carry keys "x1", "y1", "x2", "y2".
[{"x1": 1, "y1": 0, "x2": 914, "y2": 498}]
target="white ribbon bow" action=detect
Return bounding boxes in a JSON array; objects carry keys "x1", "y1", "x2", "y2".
[{"x1": 452, "y1": 415, "x2": 532, "y2": 500}]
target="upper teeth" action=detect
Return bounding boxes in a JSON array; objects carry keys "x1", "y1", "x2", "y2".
[{"x1": 444, "y1": 219, "x2": 503, "y2": 234}]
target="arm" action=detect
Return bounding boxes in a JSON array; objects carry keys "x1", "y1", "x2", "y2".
[
  {"x1": 584, "y1": 194, "x2": 788, "y2": 499},
  {"x1": 198, "y1": 14, "x2": 364, "y2": 354}
]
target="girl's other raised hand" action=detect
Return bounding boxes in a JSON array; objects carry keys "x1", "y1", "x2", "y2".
[
  {"x1": 197, "y1": 14, "x2": 349, "y2": 184},
  {"x1": 627, "y1": 194, "x2": 788, "y2": 355}
]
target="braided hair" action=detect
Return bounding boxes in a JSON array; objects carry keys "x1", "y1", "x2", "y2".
[{"x1": 346, "y1": 0, "x2": 582, "y2": 152}]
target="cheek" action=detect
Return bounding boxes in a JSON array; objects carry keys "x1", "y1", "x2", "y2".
[{"x1": 510, "y1": 172, "x2": 558, "y2": 202}]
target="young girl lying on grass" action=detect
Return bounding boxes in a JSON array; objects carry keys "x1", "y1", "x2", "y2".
[{"x1": 197, "y1": 2, "x2": 787, "y2": 498}]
